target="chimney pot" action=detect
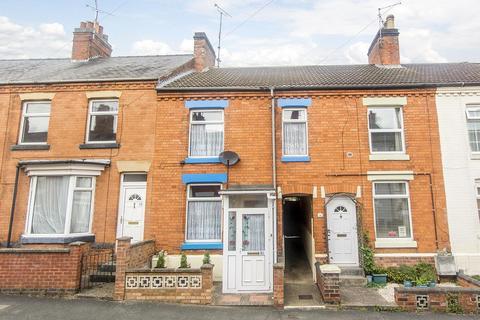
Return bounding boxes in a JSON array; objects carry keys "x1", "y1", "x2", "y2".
[
  {"x1": 367, "y1": 14, "x2": 400, "y2": 65},
  {"x1": 384, "y1": 14, "x2": 395, "y2": 29},
  {"x1": 71, "y1": 21, "x2": 112, "y2": 61}
]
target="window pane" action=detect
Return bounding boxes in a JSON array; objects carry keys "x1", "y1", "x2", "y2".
[
  {"x1": 368, "y1": 108, "x2": 401, "y2": 129},
  {"x1": 26, "y1": 103, "x2": 50, "y2": 114},
  {"x1": 371, "y1": 132, "x2": 403, "y2": 152},
  {"x1": 467, "y1": 109, "x2": 480, "y2": 118},
  {"x1": 229, "y1": 194, "x2": 268, "y2": 208},
  {"x1": 189, "y1": 185, "x2": 220, "y2": 198},
  {"x1": 284, "y1": 109, "x2": 306, "y2": 121},
  {"x1": 88, "y1": 114, "x2": 117, "y2": 141},
  {"x1": 21, "y1": 116, "x2": 49, "y2": 143},
  {"x1": 76, "y1": 177, "x2": 92, "y2": 188},
  {"x1": 70, "y1": 191, "x2": 92, "y2": 233},
  {"x1": 283, "y1": 122, "x2": 307, "y2": 155},
  {"x1": 189, "y1": 123, "x2": 223, "y2": 156},
  {"x1": 468, "y1": 120, "x2": 480, "y2": 152},
  {"x1": 123, "y1": 174, "x2": 147, "y2": 182},
  {"x1": 31, "y1": 176, "x2": 69, "y2": 234},
  {"x1": 228, "y1": 211, "x2": 236, "y2": 251},
  {"x1": 186, "y1": 201, "x2": 221, "y2": 240},
  {"x1": 91, "y1": 101, "x2": 118, "y2": 112},
  {"x1": 375, "y1": 183, "x2": 407, "y2": 195},
  {"x1": 375, "y1": 198, "x2": 411, "y2": 238},
  {"x1": 242, "y1": 214, "x2": 265, "y2": 251},
  {"x1": 191, "y1": 111, "x2": 222, "y2": 122}
]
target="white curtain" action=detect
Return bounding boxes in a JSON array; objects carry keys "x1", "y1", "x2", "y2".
[
  {"x1": 190, "y1": 124, "x2": 223, "y2": 156},
  {"x1": 242, "y1": 215, "x2": 265, "y2": 251},
  {"x1": 70, "y1": 191, "x2": 92, "y2": 233},
  {"x1": 31, "y1": 176, "x2": 69, "y2": 234},
  {"x1": 284, "y1": 123, "x2": 307, "y2": 155},
  {"x1": 187, "y1": 201, "x2": 221, "y2": 240}
]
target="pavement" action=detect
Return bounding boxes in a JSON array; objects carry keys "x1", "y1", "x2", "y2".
[{"x1": 0, "y1": 294, "x2": 476, "y2": 320}]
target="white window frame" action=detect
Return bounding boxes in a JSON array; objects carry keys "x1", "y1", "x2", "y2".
[
  {"x1": 188, "y1": 109, "x2": 224, "y2": 158},
  {"x1": 372, "y1": 181, "x2": 414, "y2": 241},
  {"x1": 367, "y1": 106, "x2": 406, "y2": 154},
  {"x1": 282, "y1": 107, "x2": 309, "y2": 157},
  {"x1": 25, "y1": 175, "x2": 96, "y2": 237},
  {"x1": 18, "y1": 100, "x2": 51, "y2": 145},
  {"x1": 475, "y1": 182, "x2": 480, "y2": 222},
  {"x1": 185, "y1": 183, "x2": 222, "y2": 243},
  {"x1": 465, "y1": 106, "x2": 480, "y2": 154},
  {"x1": 85, "y1": 99, "x2": 119, "y2": 144}
]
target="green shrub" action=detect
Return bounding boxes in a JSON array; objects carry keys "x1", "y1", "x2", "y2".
[
  {"x1": 385, "y1": 263, "x2": 436, "y2": 284},
  {"x1": 473, "y1": 275, "x2": 480, "y2": 281},
  {"x1": 446, "y1": 293, "x2": 463, "y2": 314},
  {"x1": 202, "y1": 252, "x2": 211, "y2": 265},
  {"x1": 361, "y1": 246, "x2": 376, "y2": 275},
  {"x1": 155, "y1": 251, "x2": 166, "y2": 268},
  {"x1": 179, "y1": 252, "x2": 190, "y2": 268}
]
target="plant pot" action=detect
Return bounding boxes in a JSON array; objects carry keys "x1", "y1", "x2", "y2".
[
  {"x1": 417, "y1": 284, "x2": 428, "y2": 288},
  {"x1": 428, "y1": 281, "x2": 436, "y2": 288},
  {"x1": 404, "y1": 280, "x2": 413, "y2": 288},
  {"x1": 372, "y1": 274, "x2": 387, "y2": 284},
  {"x1": 366, "y1": 275, "x2": 373, "y2": 283}
]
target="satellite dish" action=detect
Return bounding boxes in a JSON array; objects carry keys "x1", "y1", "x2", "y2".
[{"x1": 219, "y1": 151, "x2": 240, "y2": 166}]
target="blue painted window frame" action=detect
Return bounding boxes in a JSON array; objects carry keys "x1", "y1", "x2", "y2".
[
  {"x1": 180, "y1": 242, "x2": 223, "y2": 250},
  {"x1": 181, "y1": 173, "x2": 227, "y2": 184},
  {"x1": 281, "y1": 155, "x2": 311, "y2": 162},
  {"x1": 278, "y1": 98, "x2": 312, "y2": 108}
]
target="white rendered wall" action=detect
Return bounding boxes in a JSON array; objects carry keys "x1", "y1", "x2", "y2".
[{"x1": 436, "y1": 87, "x2": 480, "y2": 275}]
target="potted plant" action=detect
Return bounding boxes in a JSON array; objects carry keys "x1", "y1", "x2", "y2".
[
  {"x1": 152, "y1": 250, "x2": 167, "y2": 268},
  {"x1": 179, "y1": 252, "x2": 190, "y2": 269},
  {"x1": 372, "y1": 267, "x2": 387, "y2": 284},
  {"x1": 202, "y1": 252, "x2": 211, "y2": 265},
  {"x1": 415, "y1": 274, "x2": 431, "y2": 288}
]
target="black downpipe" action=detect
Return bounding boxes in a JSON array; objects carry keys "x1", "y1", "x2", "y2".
[{"x1": 6, "y1": 165, "x2": 20, "y2": 248}]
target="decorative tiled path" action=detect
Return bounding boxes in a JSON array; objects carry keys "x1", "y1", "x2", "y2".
[{"x1": 212, "y1": 283, "x2": 273, "y2": 306}]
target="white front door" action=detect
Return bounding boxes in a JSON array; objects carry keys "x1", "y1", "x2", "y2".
[
  {"x1": 117, "y1": 174, "x2": 147, "y2": 243},
  {"x1": 223, "y1": 204, "x2": 273, "y2": 293},
  {"x1": 326, "y1": 196, "x2": 359, "y2": 266}
]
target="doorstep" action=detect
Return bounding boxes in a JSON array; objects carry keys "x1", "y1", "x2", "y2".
[
  {"x1": 212, "y1": 282, "x2": 273, "y2": 306},
  {"x1": 340, "y1": 285, "x2": 398, "y2": 310}
]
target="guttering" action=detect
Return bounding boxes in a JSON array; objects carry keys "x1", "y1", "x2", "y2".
[{"x1": 156, "y1": 82, "x2": 480, "y2": 93}]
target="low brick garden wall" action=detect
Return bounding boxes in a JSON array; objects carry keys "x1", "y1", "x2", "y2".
[
  {"x1": 395, "y1": 273, "x2": 480, "y2": 313},
  {"x1": 315, "y1": 262, "x2": 340, "y2": 304},
  {"x1": 0, "y1": 242, "x2": 89, "y2": 295},
  {"x1": 123, "y1": 265, "x2": 214, "y2": 304}
]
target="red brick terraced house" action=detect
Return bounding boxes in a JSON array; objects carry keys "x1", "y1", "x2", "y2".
[{"x1": 0, "y1": 16, "x2": 480, "y2": 301}]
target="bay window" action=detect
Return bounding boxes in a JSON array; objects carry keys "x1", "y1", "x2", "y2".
[
  {"x1": 27, "y1": 175, "x2": 95, "y2": 235},
  {"x1": 87, "y1": 100, "x2": 118, "y2": 143},
  {"x1": 373, "y1": 182, "x2": 412, "y2": 240},
  {"x1": 282, "y1": 108, "x2": 308, "y2": 156},
  {"x1": 368, "y1": 107, "x2": 405, "y2": 153},
  {"x1": 189, "y1": 110, "x2": 224, "y2": 157},
  {"x1": 185, "y1": 184, "x2": 222, "y2": 241}
]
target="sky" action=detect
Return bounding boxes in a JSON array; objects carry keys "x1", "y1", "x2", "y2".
[{"x1": 0, "y1": 0, "x2": 479, "y2": 67}]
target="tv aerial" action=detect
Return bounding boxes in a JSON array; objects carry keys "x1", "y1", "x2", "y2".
[
  {"x1": 214, "y1": 3, "x2": 232, "y2": 68},
  {"x1": 219, "y1": 151, "x2": 240, "y2": 188}
]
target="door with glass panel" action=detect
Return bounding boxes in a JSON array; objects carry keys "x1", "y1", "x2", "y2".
[
  {"x1": 117, "y1": 174, "x2": 147, "y2": 243},
  {"x1": 223, "y1": 194, "x2": 272, "y2": 293}
]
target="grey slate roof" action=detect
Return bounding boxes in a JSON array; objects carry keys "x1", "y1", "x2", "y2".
[
  {"x1": 159, "y1": 63, "x2": 480, "y2": 90},
  {"x1": 0, "y1": 54, "x2": 193, "y2": 85}
]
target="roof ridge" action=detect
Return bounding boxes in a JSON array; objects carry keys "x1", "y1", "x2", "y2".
[{"x1": 0, "y1": 53, "x2": 194, "y2": 62}]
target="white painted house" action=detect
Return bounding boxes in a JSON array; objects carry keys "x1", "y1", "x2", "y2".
[{"x1": 436, "y1": 87, "x2": 480, "y2": 275}]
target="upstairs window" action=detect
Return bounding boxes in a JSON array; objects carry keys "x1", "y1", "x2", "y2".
[
  {"x1": 282, "y1": 108, "x2": 308, "y2": 156},
  {"x1": 19, "y1": 101, "x2": 51, "y2": 144},
  {"x1": 368, "y1": 107, "x2": 405, "y2": 153},
  {"x1": 189, "y1": 110, "x2": 224, "y2": 157},
  {"x1": 466, "y1": 107, "x2": 480, "y2": 152},
  {"x1": 186, "y1": 184, "x2": 222, "y2": 242},
  {"x1": 87, "y1": 100, "x2": 118, "y2": 143},
  {"x1": 373, "y1": 182, "x2": 412, "y2": 240}
]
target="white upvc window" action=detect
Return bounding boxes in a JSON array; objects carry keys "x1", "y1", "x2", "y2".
[
  {"x1": 86, "y1": 99, "x2": 118, "y2": 143},
  {"x1": 26, "y1": 175, "x2": 95, "y2": 236},
  {"x1": 466, "y1": 106, "x2": 480, "y2": 153},
  {"x1": 19, "y1": 101, "x2": 51, "y2": 144},
  {"x1": 373, "y1": 181, "x2": 413, "y2": 240},
  {"x1": 189, "y1": 110, "x2": 224, "y2": 157},
  {"x1": 475, "y1": 183, "x2": 480, "y2": 222},
  {"x1": 282, "y1": 108, "x2": 308, "y2": 156},
  {"x1": 185, "y1": 184, "x2": 222, "y2": 242},
  {"x1": 368, "y1": 107, "x2": 405, "y2": 153}
]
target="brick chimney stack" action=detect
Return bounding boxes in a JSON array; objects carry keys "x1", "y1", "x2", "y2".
[
  {"x1": 72, "y1": 21, "x2": 112, "y2": 61},
  {"x1": 367, "y1": 15, "x2": 400, "y2": 65},
  {"x1": 193, "y1": 32, "x2": 216, "y2": 71}
]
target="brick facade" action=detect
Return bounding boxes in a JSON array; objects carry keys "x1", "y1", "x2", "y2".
[{"x1": 315, "y1": 263, "x2": 341, "y2": 304}]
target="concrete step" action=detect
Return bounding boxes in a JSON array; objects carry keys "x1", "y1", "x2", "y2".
[
  {"x1": 339, "y1": 266, "x2": 365, "y2": 277},
  {"x1": 340, "y1": 275, "x2": 367, "y2": 287}
]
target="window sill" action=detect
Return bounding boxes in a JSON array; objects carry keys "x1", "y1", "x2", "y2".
[
  {"x1": 375, "y1": 240, "x2": 417, "y2": 248},
  {"x1": 21, "y1": 234, "x2": 95, "y2": 244},
  {"x1": 281, "y1": 156, "x2": 311, "y2": 162},
  {"x1": 183, "y1": 157, "x2": 221, "y2": 164},
  {"x1": 369, "y1": 153, "x2": 410, "y2": 161},
  {"x1": 470, "y1": 153, "x2": 480, "y2": 160},
  {"x1": 11, "y1": 144, "x2": 50, "y2": 151},
  {"x1": 180, "y1": 242, "x2": 223, "y2": 250},
  {"x1": 79, "y1": 143, "x2": 120, "y2": 149}
]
